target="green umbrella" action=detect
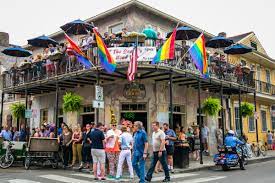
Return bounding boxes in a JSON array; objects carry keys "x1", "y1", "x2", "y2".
[{"x1": 142, "y1": 27, "x2": 157, "y2": 40}]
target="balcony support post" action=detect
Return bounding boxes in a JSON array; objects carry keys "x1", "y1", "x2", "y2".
[
  {"x1": 220, "y1": 84, "x2": 225, "y2": 144},
  {"x1": 169, "y1": 71, "x2": 173, "y2": 129},
  {"x1": 198, "y1": 79, "x2": 203, "y2": 164},
  {"x1": 96, "y1": 71, "x2": 100, "y2": 124},
  {"x1": 55, "y1": 81, "x2": 59, "y2": 133},
  {"x1": 0, "y1": 92, "x2": 4, "y2": 128},
  {"x1": 254, "y1": 91, "x2": 259, "y2": 143},
  {"x1": 238, "y1": 87, "x2": 243, "y2": 136}
]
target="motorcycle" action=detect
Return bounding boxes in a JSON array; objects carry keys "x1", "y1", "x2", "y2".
[
  {"x1": 214, "y1": 144, "x2": 246, "y2": 171},
  {"x1": 0, "y1": 140, "x2": 15, "y2": 169}
]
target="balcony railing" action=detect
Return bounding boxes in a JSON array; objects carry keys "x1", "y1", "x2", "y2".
[
  {"x1": 2, "y1": 46, "x2": 256, "y2": 90},
  {"x1": 256, "y1": 80, "x2": 275, "y2": 95}
]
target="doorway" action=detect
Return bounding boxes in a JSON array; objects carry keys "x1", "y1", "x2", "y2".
[
  {"x1": 121, "y1": 103, "x2": 148, "y2": 131},
  {"x1": 82, "y1": 114, "x2": 95, "y2": 126}
]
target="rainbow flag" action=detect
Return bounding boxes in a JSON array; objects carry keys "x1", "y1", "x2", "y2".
[
  {"x1": 64, "y1": 33, "x2": 93, "y2": 69},
  {"x1": 152, "y1": 29, "x2": 176, "y2": 64},
  {"x1": 189, "y1": 33, "x2": 208, "y2": 77},
  {"x1": 93, "y1": 28, "x2": 116, "y2": 73}
]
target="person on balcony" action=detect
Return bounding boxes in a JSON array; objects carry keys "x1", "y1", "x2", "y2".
[
  {"x1": 33, "y1": 54, "x2": 43, "y2": 79},
  {"x1": 42, "y1": 48, "x2": 54, "y2": 78}
]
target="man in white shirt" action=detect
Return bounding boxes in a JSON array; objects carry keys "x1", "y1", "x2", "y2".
[
  {"x1": 201, "y1": 123, "x2": 210, "y2": 153},
  {"x1": 145, "y1": 121, "x2": 170, "y2": 182},
  {"x1": 115, "y1": 126, "x2": 134, "y2": 180}
]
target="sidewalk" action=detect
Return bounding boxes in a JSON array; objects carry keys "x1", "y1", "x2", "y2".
[{"x1": 173, "y1": 150, "x2": 275, "y2": 173}]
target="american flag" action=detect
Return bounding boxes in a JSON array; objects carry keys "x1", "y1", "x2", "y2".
[{"x1": 127, "y1": 47, "x2": 139, "y2": 82}]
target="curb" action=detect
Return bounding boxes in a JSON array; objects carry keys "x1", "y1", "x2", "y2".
[{"x1": 175, "y1": 156, "x2": 275, "y2": 173}]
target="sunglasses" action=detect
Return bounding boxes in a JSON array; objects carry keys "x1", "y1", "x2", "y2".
[{"x1": 112, "y1": 125, "x2": 117, "y2": 127}]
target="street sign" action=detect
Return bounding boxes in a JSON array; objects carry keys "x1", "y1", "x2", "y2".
[
  {"x1": 93, "y1": 100, "x2": 104, "y2": 109},
  {"x1": 95, "y1": 85, "x2": 104, "y2": 101},
  {"x1": 25, "y1": 109, "x2": 32, "y2": 118}
]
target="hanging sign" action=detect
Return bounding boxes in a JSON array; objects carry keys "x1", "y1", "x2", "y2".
[
  {"x1": 25, "y1": 109, "x2": 32, "y2": 119},
  {"x1": 93, "y1": 100, "x2": 104, "y2": 109}
]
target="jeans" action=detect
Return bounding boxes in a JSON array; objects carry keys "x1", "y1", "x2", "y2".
[
  {"x1": 146, "y1": 151, "x2": 170, "y2": 180},
  {"x1": 82, "y1": 144, "x2": 92, "y2": 164},
  {"x1": 62, "y1": 145, "x2": 71, "y2": 166},
  {"x1": 132, "y1": 154, "x2": 146, "y2": 183},
  {"x1": 116, "y1": 149, "x2": 134, "y2": 178}
]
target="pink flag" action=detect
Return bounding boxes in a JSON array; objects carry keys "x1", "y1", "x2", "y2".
[{"x1": 127, "y1": 47, "x2": 138, "y2": 82}]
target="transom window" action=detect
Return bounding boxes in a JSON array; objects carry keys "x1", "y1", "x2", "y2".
[{"x1": 121, "y1": 103, "x2": 146, "y2": 111}]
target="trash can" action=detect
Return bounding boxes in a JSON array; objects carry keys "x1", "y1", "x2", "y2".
[{"x1": 173, "y1": 141, "x2": 190, "y2": 169}]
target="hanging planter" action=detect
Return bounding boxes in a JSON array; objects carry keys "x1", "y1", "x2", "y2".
[
  {"x1": 63, "y1": 92, "x2": 83, "y2": 113},
  {"x1": 241, "y1": 102, "x2": 254, "y2": 118},
  {"x1": 202, "y1": 97, "x2": 222, "y2": 116},
  {"x1": 10, "y1": 103, "x2": 26, "y2": 120}
]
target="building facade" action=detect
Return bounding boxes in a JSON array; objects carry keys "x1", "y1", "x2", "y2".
[{"x1": 1, "y1": 0, "x2": 274, "y2": 153}]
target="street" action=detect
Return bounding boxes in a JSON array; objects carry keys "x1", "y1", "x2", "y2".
[{"x1": 1, "y1": 160, "x2": 275, "y2": 183}]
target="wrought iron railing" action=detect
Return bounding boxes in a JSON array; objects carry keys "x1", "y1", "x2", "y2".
[
  {"x1": 256, "y1": 80, "x2": 275, "y2": 95},
  {"x1": 2, "y1": 46, "x2": 256, "y2": 89}
]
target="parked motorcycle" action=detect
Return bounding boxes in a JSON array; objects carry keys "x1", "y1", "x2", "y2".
[{"x1": 214, "y1": 144, "x2": 246, "y2": 171}]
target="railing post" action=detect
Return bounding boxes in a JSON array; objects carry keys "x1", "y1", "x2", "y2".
[
  {"x1": 96, "y1": 71, "x2": 100, "y2": 124},
  {"x1": 220, "y1": 84, "x2": 225, "y2": 144},
  {"x1": 55, "y1": 81, "x2": 59, "y2": 132}
]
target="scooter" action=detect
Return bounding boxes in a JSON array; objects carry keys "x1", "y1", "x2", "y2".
[{"x1": 213, "y1": 144, "x2": 246, "y2": 171}]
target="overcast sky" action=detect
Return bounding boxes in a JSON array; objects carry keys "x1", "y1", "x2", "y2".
[{"x1": 0, "y1": 0, "x2": 274, "y2": 58}]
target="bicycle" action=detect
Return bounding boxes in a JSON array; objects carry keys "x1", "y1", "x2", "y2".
[
  {"x1": 0, "y1": 140, "x2": 15, "y2": 169},
  {"x1": 251, "y1": 141, "x2": 267, "y2": 157}
]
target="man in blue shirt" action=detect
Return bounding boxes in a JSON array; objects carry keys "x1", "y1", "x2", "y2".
[
  {"x1": 0, "y1": 125, "x2": 12, "y2": 141},
  {"x1": 19, "y1": 124, "x2": 27, "y2": 142},
  {"x1": 163, "y1": 123, "x2": 177, "y2": 173},
  {"x1": 225, "y1": 130, "x2": 244, "y2": 148},
  {"x1": 132, "y1": 121, "x2": 148, "y2": 183}
]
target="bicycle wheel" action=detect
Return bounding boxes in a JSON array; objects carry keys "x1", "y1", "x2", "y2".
[
  {"x1": 0, "y1": 154, "x2": 14, "y2": 169},
  {"x1": 260, "y1": 145, "x2": 267, "y2": 156}
]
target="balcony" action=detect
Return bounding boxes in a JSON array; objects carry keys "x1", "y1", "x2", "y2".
[
  {"x1": 1, "y1": 45, "x2": 256, "y2": 94},
  {"x1": 256, "y1": 80, "x2": 275, "y2": 96}
]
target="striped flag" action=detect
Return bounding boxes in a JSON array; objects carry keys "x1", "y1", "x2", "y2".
[{"x1": 127, "y1": 47, "x2": 139, "y2": 82}]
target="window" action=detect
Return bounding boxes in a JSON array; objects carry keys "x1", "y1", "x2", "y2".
[
  {"x1": 40, "y1": 109, "x2": 48, "y2": 124},
  {"x1": 250, "y1": 41, "x2": 257, "y2": 50},
  {"x1": 83, "y1": 105, "x2": 95, "y2": 113},
  {"x1": 235, "y1": 107, "x2": 241, "y2": 134},
  {"x1": 261, "y1": 110, "x2": 267, "y2": 132},
  {"x1": 108, "y1": 23, "x2": 123, "y2": 34},
  {"x1": 240, "y1": 59, "x2": 247, "y2": 66},
  {"x1": 121, "y1": 103, "x2": 146, "y2": 111},
  {"x1": 249, "y1": 116, "x2": 255, "y2": 132},
  {"x1": 256, "y1": 65, "x2": 261, "y2": 92}
]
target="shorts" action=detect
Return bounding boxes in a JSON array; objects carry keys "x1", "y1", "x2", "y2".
[
  {"x1": 91, "y1": 149, "x2": 106, "y2": 164},
  {"x1": 268, "y1": 140, "x2": 272, "y2": 145},
  {"x1": 201, "y1": 137, "x2": 208, "y2": 144},
  {"x1": 165, "y1": 145, "x2": 174, "y2": 155}
]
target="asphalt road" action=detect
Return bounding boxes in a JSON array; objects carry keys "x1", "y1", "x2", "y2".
[{"x1": 0, "y1": 160, "x2": 275, "y2": 183}]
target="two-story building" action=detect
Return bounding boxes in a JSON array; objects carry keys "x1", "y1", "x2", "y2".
[{"x1": 1, "y1": 0, "x2": 273, "y2": 153}]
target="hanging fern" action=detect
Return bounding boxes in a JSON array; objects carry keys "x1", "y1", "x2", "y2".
[
  {"x1": 10, "y1": 103, "x2": 26, "y2": 120},
  {"x1": 241, "y1": 102, "x2": 254, "y2": 117},
  {"x1": 202, "y1": 97, "x2": 222, "y2": 116},
  {"x1": 63, "y1": 92, "x2": 83, "y2": 113}
]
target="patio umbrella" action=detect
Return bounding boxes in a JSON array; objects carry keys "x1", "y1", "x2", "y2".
[
  {"x1": 60, "y1": 19, "x2": 94, "y2": 35},
  {"x1": 142, "y1": 27, "x2": 157, "y2": 40},
  {"x1": 27, "y1": 35, "x2": 58, "y2": 47},
  {"x1": 206, "y1": 36, "x2": 234, "y2": 48},
  {"x1": 2, "y1": 47, "x2": 32, "y2": 57},
  {"x1": 166, "y1": 26, "x2": 201, "y2": 40},
  {"x1": 224, "y1": 43, "x2": 253, "y2": 55}
]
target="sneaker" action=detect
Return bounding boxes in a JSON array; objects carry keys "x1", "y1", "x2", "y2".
[
  {"x1": 94, "y1": 177, "x2": 99, "y2": 180},
  {"x1": 145, "y1": 177, "x2": 151, "y2": 182},
  {"x1": 107, "y1": 175, "x2": 115, "y2": 179},
  {"x1": 170, "y1": 169, "x2": 175, "y2": 174},
  {"x1": 101, "y1": 177, "x2": 106, "y2": 180},
  {"x1": 162, "y1": 178, "x2": 170, "y2": 182},
  {"x1": 115, "y1": 177, "x2": 121, "y2": 181}
]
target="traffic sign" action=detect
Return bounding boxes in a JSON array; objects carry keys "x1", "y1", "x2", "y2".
[
  {"x1": 95, "y1": 85, "x2": 104, "y2": 101},
  {"x1": 93, "y1": 100, "x2": 104, "y2": 109}
]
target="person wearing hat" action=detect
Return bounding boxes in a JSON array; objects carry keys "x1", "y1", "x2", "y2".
[
  {"x1": 105, "y1": 114, "x2": 122, "y2": 179},
  {"x1": 225, "y1": 130, "x2": 244, "y2": 148}
]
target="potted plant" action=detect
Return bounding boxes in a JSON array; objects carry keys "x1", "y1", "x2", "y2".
[
  {"x1": 240, "y1": 102, "x2": 254, "y2": 118},
  {"x1": 10, "y1": 103, "x2": 26, "y2": 128},
  {"x1": 63, "y1": 92, "x2": 83, "y2": 127},
  {"x1": 202, "y1": 97, "x2": 222, "y2": 116}
]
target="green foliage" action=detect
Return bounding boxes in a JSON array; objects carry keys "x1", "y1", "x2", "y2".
[
  {"x1": 63, "y1": 92, "x2": 83, "y2": 113},
  {"x1": 241, "y1": 102, "x2": 254, "y2": 117},
  {"x1": 10, "y1": 103, "x2": 25, "y2": 119},
  {"x1": 202, "y1": 97, "x2": 222, "y2": 116},
  {"x1": 124, "y1": 112, "x2": 135, "y2": 120}
]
